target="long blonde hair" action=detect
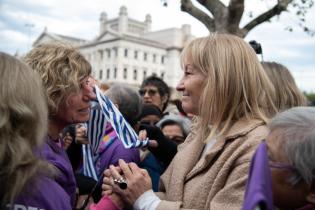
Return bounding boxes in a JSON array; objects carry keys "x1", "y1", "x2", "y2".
[
  {"x1": 262, "y1": 61, "x2": 307, "y2": 111},
  {"x1": 0, "y1": 53, "x2": 53, "y2": 207},
  {"x1": 24, "y1": 43, "x2": 91, "y2": 116},
  {"x1": 180, "y1": 34, "x2": 277, "y2": 142}
]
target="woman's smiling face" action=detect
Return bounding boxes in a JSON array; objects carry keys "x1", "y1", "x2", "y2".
[{"x1": 176, "y1": 63, "x2": 205, "y2": 116}]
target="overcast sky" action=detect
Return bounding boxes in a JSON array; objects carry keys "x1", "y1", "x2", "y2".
[{"x1": 1, "y1": 0, "x2": 314, "y2": 92}]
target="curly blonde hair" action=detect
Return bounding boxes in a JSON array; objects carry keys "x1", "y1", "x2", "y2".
[
  {"x1": 180, "y1": 34, "x2": 278, "y2": 141},
  {"x1": 0, "y1": 52, "x2": 54, "y2": 207},
  {"x1": 24, "y1": 43, "x2": 92, "y2": 116},
  {"x1": 262, "y1": 61, "x2": 307, "y2": 111}
]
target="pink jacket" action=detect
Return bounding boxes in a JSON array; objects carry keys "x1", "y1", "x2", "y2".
[{"x1": 89, "y1": 196, "x2": 120, "y2": 210}]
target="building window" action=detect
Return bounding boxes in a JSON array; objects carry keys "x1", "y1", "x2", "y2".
[
  {"x1": 134, "y1": 51, "x2": 138, "y2": 59},
  {"x1": 161, "y1": 72, "x2": 165, "y2": 79},
  {"x1": 133, "y1": 69, "x2": 137, "y2": 80},
  {"x1": 143, "y1": 69, "x2": 147, "y2": 79},
  {"x1": 106, "y1": 49, "x2": 111, "y2": 58},
  {"x1": 153, "y1": 54, "x2": 156, "y2": 63},
  {"x1": 114, "y1": 68, "x2": 117, "y2": 79},
  {"x1": 123, "y1": 68, "x2": 127, "y2": 79},
  {"x1": 143, "y1": 52, "x2": 147, "y2": 61},
  {"x1": 99, "y1": 69, "x2": 103, "y2": 80},
  {"x1": 98, "y1": 50, "x2": 104, "y2": 60},
  {"x1": 113, "y1": 47, "x2": 118, "y2": 57},
  {"x1": 106, "y1": 68, "x2": 110, "y2": 79},
  {"x1": 161, "y1": 56, "x2": 165, "y2": 64},
  {"x1": 124, "y1": 49, "x2": 128, "y2": 57}
]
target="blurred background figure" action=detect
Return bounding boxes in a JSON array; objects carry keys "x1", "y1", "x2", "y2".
[
  {"x1": 261, "y1": 61, "x2": 308, "y2": 110},
  {"x1": 139, "y1": 75, "x2": 174, "y2": 114},
  {"x1": 157, "y1": 114, "x2": 191, "y2": 145},
  {"x1": 0, "y1": 52, "x2": 72, "y2": 209},
  {"x1": 138, "y1": 104, "x2": 163, "y2": 126}
]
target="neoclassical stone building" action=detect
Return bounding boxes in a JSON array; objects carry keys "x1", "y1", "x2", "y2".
[{"x1": 33, "y1": 6, "x2": 194, "y2": 87}]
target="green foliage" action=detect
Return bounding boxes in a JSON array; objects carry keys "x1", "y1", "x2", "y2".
[{"x1": 304, "y1": 92, "x2": 315, "y2": 102}]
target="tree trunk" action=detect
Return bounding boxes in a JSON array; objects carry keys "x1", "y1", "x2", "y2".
[{"x1": 180, "y1": 0, "x2": 293, "y2": 38}]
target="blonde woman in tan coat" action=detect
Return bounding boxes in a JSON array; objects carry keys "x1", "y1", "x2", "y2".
[{"x1": 102, "y1": 34, "x2": 277, "y2": 210}]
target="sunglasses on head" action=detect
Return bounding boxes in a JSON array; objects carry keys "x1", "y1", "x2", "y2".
[{"x1": 139, "y1": 89, "x2": 158, "y2": 96}]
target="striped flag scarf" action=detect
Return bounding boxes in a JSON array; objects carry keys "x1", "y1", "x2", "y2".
[{"x1": 82, "y1": 86, "x2": 149, "y2": 180}]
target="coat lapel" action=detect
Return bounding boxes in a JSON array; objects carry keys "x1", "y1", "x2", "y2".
[
  {"x1": 165, "y1": 130, "x2": 204, "y2": 199},
  {"x1": 185, "y1": 118, "x2": 265, "y2": 181}
]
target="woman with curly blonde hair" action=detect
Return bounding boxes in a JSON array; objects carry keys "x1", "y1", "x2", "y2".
[
  {"x1": 103, "y1": 34, "x2": 278, "y2": 210},
  {"x1": 24, "y1": 43, "x2": 95, "y2": 207},
  {"x1": 0, "y1": 52, "x2": 71, "y2": 209}
]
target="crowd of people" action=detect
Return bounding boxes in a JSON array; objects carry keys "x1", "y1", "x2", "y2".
[{"x1": 1, "y1": 33, "x2": 314, "y2": 210}]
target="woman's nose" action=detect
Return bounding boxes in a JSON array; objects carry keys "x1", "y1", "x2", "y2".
[
  {"x1": 82, "y1": 84, "x2": 96, "y2": 101},
  {"x1": 176, "y1": 80, "x2": 184, "y2": 92}
]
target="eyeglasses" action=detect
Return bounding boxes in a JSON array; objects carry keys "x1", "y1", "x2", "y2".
[
  {"x1": 269, "y1": 160, "x2": 296, "y2": 172},
  {"x1": 139, "y1": 89, "x2": 158, "y2": 96}
]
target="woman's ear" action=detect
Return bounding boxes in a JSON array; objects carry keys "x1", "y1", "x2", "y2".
[{"x1": 161, "y1": 94, "x2": 169, "y2": 105}]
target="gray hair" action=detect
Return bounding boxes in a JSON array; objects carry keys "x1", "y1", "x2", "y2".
[
  {"x1": 268, "y1": 106, "x2": 315, "y2": 186},
  {"x1": 105, "y1": 84, "x2": 142, "y2": 126},
  {"x1": 156, "y1": 114, "x2": 191, "y2": 137}
]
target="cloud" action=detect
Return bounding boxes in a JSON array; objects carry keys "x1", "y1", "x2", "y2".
[
  {"x1": 0, "y1": 29, "x2": 29, "y2": 54},
  {"x1": 0, "y1": 0, "x2": 314, "y2": 91}
]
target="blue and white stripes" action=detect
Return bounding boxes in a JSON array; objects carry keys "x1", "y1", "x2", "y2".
[
  {"x1": 94, "y1": 86, "x2": 149, "y2": 148},
  {"x1": 82, "y1": 86, "x2": 149, "y2": 180}
]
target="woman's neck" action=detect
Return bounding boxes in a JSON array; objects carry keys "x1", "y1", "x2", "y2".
[{"x1": 48, "y1": 119, "x2": 66, "y2": 139}]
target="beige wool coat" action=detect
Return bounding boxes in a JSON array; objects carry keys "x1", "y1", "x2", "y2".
[{"x1": 155, "y1": 118, "x2": 269, "y2": 210}]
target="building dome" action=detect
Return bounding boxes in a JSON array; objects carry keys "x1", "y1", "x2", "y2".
[{"x1": 119, "y1": 6, "x2": 128, "y2": 16}]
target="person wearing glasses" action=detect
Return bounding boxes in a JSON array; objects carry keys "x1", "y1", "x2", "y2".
[
  {"x1": 243, "y1": 107, "x2": 315, "y2": 210},
  {"x1": 267, "y1": 107, "x2": 315, "y2": 210},
  {"x1": 103, "y1": 34, "x2": 277, "y2": 210},
  {"x1": 139, "y1": 75, "x2": 171, "y2": 113}
]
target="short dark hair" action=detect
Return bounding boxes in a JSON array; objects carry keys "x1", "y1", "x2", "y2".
[{"x1": 140, "y1": 75, "x2": 170, "y2": 111}]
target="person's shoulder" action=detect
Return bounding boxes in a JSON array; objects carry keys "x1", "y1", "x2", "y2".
[
  {"x1": 10, "y1": 176, "x2": 72, "y2": 210},
  {"x1": 226, "y1": 118, "x2": 268, "y2": 141}
]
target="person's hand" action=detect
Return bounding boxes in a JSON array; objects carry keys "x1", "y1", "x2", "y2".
[
  {"x1": 110, "y1": 159, "x2": 152, "y2": 206},
  {"x1": 63, "y1": 132, "x2": 73, "y2": 150},
  {"x1": 139, "y1": 129, "x2": 158, "y2": 148},
  {"x1": 139, "y1": 124, "x2": 178, "y2": 167},
  {"x1": 75, "y1": 124, "x2": 89, "y2": 144},
  {"x1": 102, "y1": 166, "x2": 122, "y2": 196}
]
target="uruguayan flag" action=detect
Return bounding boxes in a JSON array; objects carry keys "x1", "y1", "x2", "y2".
[{"x1": 82, "y1": 86, "x2": 149, "y2": 180}]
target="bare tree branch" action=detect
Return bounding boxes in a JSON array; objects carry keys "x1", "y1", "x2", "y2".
[
  {"x1": 228, "y1": 0, "x2": 244, "y2": 26},
  {"x1": 242, "y1": 0, "x2": 293, "y2": 34},
  {"x1": 181, "y1": 0, "x2": 215, "y2": 31},
  {"x1": 201, "y1": 0, "x2": 226, "y2": 18}
]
